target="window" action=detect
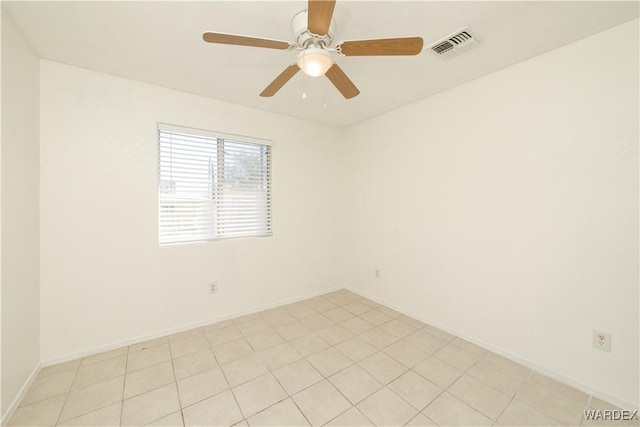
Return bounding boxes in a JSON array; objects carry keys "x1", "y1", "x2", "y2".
[{"x1": 158, "y1": 124, "x2": 272, "y2": 244}]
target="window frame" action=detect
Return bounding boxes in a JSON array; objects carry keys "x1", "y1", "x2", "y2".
[{"x1": 157, "y1": 123, "x2": 273, "y2": 245}]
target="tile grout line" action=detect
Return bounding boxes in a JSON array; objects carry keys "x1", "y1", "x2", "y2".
[
  {"x1": 135, "y1": 334, "x2": 181, "y2": 426},
  {"x1": 167, "y1": 327, "x2": 231, "y2": 424},
  {"x1": 231, "y1": 296, "x2": 352, "y2": 425},
  {"x1": 215, "y1": 333, "x2": 251, "y2": 426},
  {"x1": 53, "y1": 359, "x2": 82, "y2": 426},
  {"x1": 288, "y1": 295, "x2": 371, "y2": 426},
  {"x1": 374, "y1": 327, "x2": 497, "y2": 424},
  {"x1": 119, "y1": 347, "x2": 129, "y2": 427},
  {"x1": 246, "y1": 302, "x2": 341, "y2": 422},
  {"x1": 395, "y1": 337, "x2": 475, "y2": 422},
  {"x1": 13, "y1": 371, "x2": 72, "y2": 412},
  {"x1": 250, "y1": 304, "x2": 327, "y2": 425},
  {"x1": 167, "y1": 330, "x2": 183, "y2": 427},
  {"x1": 267, "y1": 290, "x2": 384, "y2": 425},
  {"x1": 283, "y1": 303, "x2": 408, "y2": 424},
  {"x1": 119, "y1": 334, "x2": 192, "y2": 425},
  {"x1": 522, "y1": 370, "x2": 594, "y2": 426},
  {"x1": 268, "y1": 366, "x2": 314, "y2": 426},
  {"x1": 52, "y1": 364, "x2": 127, "y2": 425},
  {"x1": 493, "y1": 368, "x2": 534, "y2": 424},
  {"x1": 580, "y1": 395, "x2": 594, "y2": 427},
  {"x1": 125, "y1": 324, "x2": 304, "y2": 421},
  {"x1": 319, "y1": 296, "x2": 428, "y2": 425}
]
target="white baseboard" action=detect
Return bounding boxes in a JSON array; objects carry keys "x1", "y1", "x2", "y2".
[
  {"x1": 1, "y1": 362, "x2": 41, "y2": 426},
  {"x1": 346, "y1": 286, "x2": 639, "y2": 411},
  {"x1": 41, "y1": 286, "x2": 341, "y2": 367}
]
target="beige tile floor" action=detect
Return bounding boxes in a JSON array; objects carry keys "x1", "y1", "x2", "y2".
[{"x1": 8, "y1": 289, "x2": 638, "y2": 427}]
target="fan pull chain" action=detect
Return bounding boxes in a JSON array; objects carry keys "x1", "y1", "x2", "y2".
[
  {"x1": 323, "y1": 77, "x2": 327, "y2": 109},
  {"x1": 302, "y1": 55, "x2": 307, "y2": 99}
]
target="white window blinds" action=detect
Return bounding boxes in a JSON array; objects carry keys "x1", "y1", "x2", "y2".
[{"x1": 158, "y1": 124, "x2": 272, "y2": 244}]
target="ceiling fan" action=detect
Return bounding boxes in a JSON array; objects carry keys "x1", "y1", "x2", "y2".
[{"x1": 202, "y1": 0, "x2": 424, "y2": 99}]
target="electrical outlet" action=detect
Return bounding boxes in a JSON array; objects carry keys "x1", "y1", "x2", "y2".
[
  {"x1": 209, "y1": 282, "x2": 218, "y2": 294},
  {"x1": 592, "y1": 330, "x2": 611, "y2": 352},
  {"x1": 375, "y1": 268, "x2": 381, "y2": 279}
]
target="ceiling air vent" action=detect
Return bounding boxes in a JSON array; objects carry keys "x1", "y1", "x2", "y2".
[{"x1": 429, "y1": 27, "x2": 479, "y2": 60}]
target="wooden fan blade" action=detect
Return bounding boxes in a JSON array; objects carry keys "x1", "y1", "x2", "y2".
[
  {"x1": 325, "y1": 63, "x2": 360, "y2": 99},
  {"x1": 307, "y1": 0, "x2": 336, "y2": 36},
  {"x1": 260, "y1": 65, "x2": 300, "y2": 97},
  {"x1": 339, "y1": 37, "x2": 424, "y2": 56},
  {"x1": 203, "y1": 32, "x2": 291, "y2": 50}
]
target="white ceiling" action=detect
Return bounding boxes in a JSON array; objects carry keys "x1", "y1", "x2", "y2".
[{"x1": 4, "y1": 1, "x2": 638, "y2": 127}]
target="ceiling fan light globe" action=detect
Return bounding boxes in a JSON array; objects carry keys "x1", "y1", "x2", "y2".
[{"x1": 297, "y1": 48, "x2": 333, "y2": 77}]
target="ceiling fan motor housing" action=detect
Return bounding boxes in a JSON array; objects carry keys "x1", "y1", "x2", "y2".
[{"x1": 291, "y1": 10, "x2": 335, "y2": 48}]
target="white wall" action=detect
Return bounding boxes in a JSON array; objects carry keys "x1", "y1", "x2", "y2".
[
  {"x1": 343, "y1": 19, "x2": 639, "y2": 407},
  {"x1": 39, "y1": 61, "x2": 344, "y2": 362},
  {"x1": 0, "y1": 11, "x2": 41, "y2": 416}
]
